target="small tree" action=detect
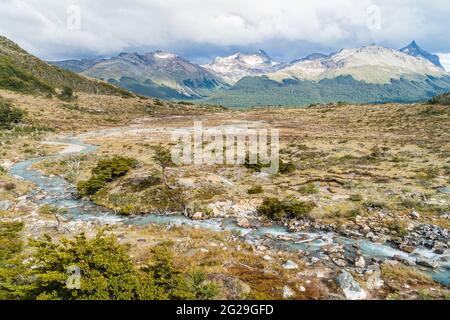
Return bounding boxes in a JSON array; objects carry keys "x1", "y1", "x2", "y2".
[
  {"x1": 58, "y1": 86, "x2": 75, "y2": 101},
  {"x1": 152, "y1": 145, "x2": 175, "y2": 189},
  {"x1": 0, "y1": 98, "x2": 25, "y2": 129}
]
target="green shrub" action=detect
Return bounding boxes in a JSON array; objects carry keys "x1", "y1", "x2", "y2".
[
  {"x1": 0, "y1": 98, "x2": 25, "y2": 129},
  {"x1": 4, "y1": 182, "x2": 16, "y2": 191},
  {"x1": 349, "y1": 194, "x2": 363, "y2": 202},
  {"x1": 58, "y1": 86, "x2": 75, "y2": 101},
  {"x1": 387, "y1": 219, "x2": 408, "y2": 237},
  {"x1": 279, "y1": 161, "x2": 296, "y2": 174},
  {"x1": 0, "y1": 221, "x2": 23, "y2": 264},
  {"x1": 298, "y1": 183, "x2": 318, "y2": 195},
  {"x1": 247, "y1": 185, "x2": 263, "y2": 194},
  {"x1": 147, "y1": 246, "x2": 218, "y2": 300},
  {"x1": 244, "y1": 155, "x2": 295, "y2": 174},
  {"x1": 0, "y1": 232, "x2": 218, "y2": 300},
  {"x1": 77, "y1": 156, "x2": 137, "y2": 196},
  {"x1": 257, "y1": 197, "x2": 315, "y2": 220},
  {"x1": 38, "y1": 204, "x2": 66, "y2": 215}
]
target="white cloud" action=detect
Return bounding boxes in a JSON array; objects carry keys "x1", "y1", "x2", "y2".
[
  {"x1": 436, "y1": 53, "x2": 450, "y2": 71},
  {"x1": 0, "y1": 0, "x2": 449, "y2": 60}
]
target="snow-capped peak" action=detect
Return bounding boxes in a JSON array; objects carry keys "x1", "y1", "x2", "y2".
[
  {"x1": 203, "y1": 50, "x2": 281, "y2": 83},
  {"x1": 266, "y1": 44, "x2": 448, "y2": 84},
  {"x1": 153, "y1": 51, "x2": 177, "y2": 59}
]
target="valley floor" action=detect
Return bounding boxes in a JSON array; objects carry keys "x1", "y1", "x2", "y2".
[{"x1": 1, "y1": 90, "x2": 449, "y2": 299}]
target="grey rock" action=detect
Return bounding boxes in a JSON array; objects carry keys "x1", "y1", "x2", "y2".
[
  {"x1": 437, "y1": 186, "x2": 450, "y2": 194},
  {"x1": 410, "y1": 211, "x2": 420, "y2": 219},
  {"x1": 332, "y1": 258, "x2": 347, "y2": 267},
  {"x1": 0, "y1": 200, "x2": 13, "y2": 211},
  {"x1": 282, "y1": 285, "x2": 295, "y2": 299},
  {"x1": 416, "y1": 258, "x2": 438, "y2": 269},
  {"x1": 282, "y1": 260, "x2": 299, "y2": 270},
  {"x1": 355, "y1": 256, "x2": 366, "y2": 268},
  {"x1": 365, "y1": 265, "x2": 384, "y2": 290},
  {"x1": 191, "y1": 212, "x2": 203, "y2": 220},
  {"x1": 365, "y1": 232, "x2": 375, "y2": 239},
  {"x1": 236, "y1": 217, "x2": 251, "y2": 228},
  {"x1": 336, "y1": 270, "x2": 367, "y2": 300}
]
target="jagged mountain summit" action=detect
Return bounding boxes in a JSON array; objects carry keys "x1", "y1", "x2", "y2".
[
  {"x1": 202, "y1": 49, "x2": 282, "y2": 84},
  {"x1": 400, "y1": 41, "x2": 443, "y2": 68}
]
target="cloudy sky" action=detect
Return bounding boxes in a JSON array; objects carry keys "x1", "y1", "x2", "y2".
[{"x1": 1, "y1": 0, "x2": 449, "y2": 69}]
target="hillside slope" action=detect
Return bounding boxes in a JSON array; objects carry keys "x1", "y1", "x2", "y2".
[
  {"x1": 429, "y1": 91, "x2": 450, "y2": 105},
  {"x1": 202, "y1": 75, "x2": 450, "y2": 107},
  {"x1": 0, "y1": 36, "x2": 131, "y2": 96}
]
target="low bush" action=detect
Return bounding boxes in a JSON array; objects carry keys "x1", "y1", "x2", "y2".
[
  {"x1": 349, "y1": 194, "x2": 363, "y2": 202},
  {"x1": 247, "y1": 185, "x2": 263, "y2": 194},
  {"x1": 298, "y1": 183, "x2": 318, "y2": 195},
  {"x1": 278, "y1": 161, "x2": 296, "y2": 174},
  {"x1": 0, "y1": 231, "x2": 218, "y2": 300},
  {"x1": 58, "y1": 86, "x2": 75, "y2": 101},
  {"x1": 387, "y1": 219, "x2": 409, "y2": 237},
  {"x1": 4, "y1": 182, "x2": 16, "y2": 191},
  {"x1": 0, "y1": 221, "x2": 23, "y2": 264},
  {"x1": 244, "y1": 155, "x2": 295, "y2": 175},
  {"x1": 0, "y1": 98, "x2": 25, "y2": 129},
  {"x1": 257, "y1": 197, "x2": 315, "y2": 220},
  {"x1": 77, "y1": 156, "x2": 137, "y2": 196}
]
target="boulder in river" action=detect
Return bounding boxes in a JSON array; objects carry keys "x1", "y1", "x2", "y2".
[
  {"x1": 416, "y1": 258, "x2": 438, "y2": 269},
  {"x1": 336, "y1": 270, "x2": 367, "y2": 300},
  {"x1": 191, "y1": 212, "x2": 203, "y2": 220},
  {"x1": 236, "y1": 217, "x2": 251, "y2": 228},
  {"x1": 355, "y1": 256, "x2": 366, "y2": 268}
]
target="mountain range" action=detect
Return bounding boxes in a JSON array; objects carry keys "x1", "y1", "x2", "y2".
[
  {"x1": 52, "y1": 51, "x2": 228, "y2": 99},
  {"x1": 204, "y1": 44, "x2": 450, "y2": 107},
  {"x1": 1, "y1": 35, "x2": 448, "y2": 107}
]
